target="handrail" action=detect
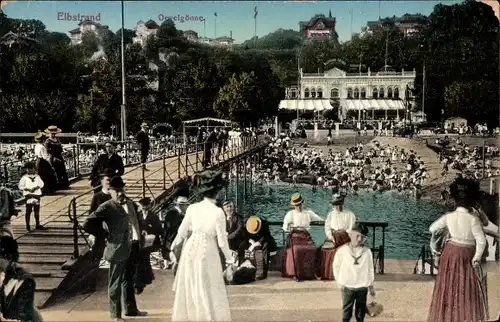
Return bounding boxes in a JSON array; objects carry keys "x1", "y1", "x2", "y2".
[
  {"x1": 267, "y1": 220, "x2": 387, "y2": 274},
  {"x1": 67, "y1": 136, "x2": 268, "y2": 258}
]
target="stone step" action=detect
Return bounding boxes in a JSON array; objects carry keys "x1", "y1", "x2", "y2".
[
  {"x1": 17, "y1": 237, "x2": 88, "y2": 246},
  {"x1": 19, "y1": 244, "x2": 88, "y2": 255},
  {"x1": 19, "y1": 263, "x2": 66, "y2": 275},
  {"x1": 19, "y1": 254, "x2": 68, "y2": 264},
  {"x1": 35, "y1": 290, "x2": 54, "y2": 308},
  {"x1": 34, "y1": 276, "x2": 65, "y2": 292}
]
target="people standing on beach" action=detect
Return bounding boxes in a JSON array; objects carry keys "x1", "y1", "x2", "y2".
[
  {"x1": 18, "y1": 162, "x2": 45, "y2": 231},
  {"x1": 427, "y1": 177, "x2": 488, "y2": 322},
  {"x1": 282, "y1": 193, "x2": 324, "y2": 281},
  {"x1": 169, "y1": 171, "x2": 234, "y2": 321},
  {"x1": 44, "y1": 125, "x2": 69, "y2": 190},
  {"x1": 89, "y1": 142, "x2": 124, "y2": 191},
  {"x1": 136, "y1": 122, "x2": 150, "y2": 171},
  {"x1": 34, "y1": 132, "x2": 57, "y2": 195},
  {"x1": 319, "y1": 193, "x2": 356, "y2": 280},
  {"x1": 333, "y1": 223, "x2": 375, "y2": 322}
]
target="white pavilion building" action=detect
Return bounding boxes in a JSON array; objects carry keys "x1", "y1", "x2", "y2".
[{"x1": 280, "y1": 67, "x2": 416, "y2": 121}]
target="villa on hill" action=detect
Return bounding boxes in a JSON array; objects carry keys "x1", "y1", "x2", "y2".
[
  {"x1": 68, "y1": 20, "x2": 109, "y2": 45},
  {"x1": 299, "y1": 12, "x2": 339, "y2": 44}
]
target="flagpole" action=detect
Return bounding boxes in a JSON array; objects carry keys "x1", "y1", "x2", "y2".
[
  {"x1": 214, "y1": 13, "x2": 217, "y2": 38},
  {"x1": 254, "y1": 7, "x2": 258, "y2": 39},
  {"x1": 204, "y1": 19, "x2": 206, "y2": 38}
]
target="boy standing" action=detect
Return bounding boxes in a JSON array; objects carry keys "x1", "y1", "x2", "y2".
[
  {"x1": 18, "y1": 162, "x2": 44, "y2": 231},
  {"x1": 333, "y1": 223, "x2": 375, "y2": 322}
]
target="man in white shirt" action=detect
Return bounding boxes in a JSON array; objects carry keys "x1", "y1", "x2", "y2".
[{"x1": 333, "y1": 223, "x2": 375, "y2": 322}]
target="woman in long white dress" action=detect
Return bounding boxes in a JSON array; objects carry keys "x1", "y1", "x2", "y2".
[{"x1": 170, "y1": 171, "x2": 234, "y2": 321}]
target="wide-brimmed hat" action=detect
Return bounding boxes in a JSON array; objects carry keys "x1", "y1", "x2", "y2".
[
  {"x1": 44, "y1": 125, "x2": 62, "y2": 134},
  {"x1": 34, "y1": 132, "x2": 45, "y2": 142},
  {"x1": 290, "y1": 193, "x2": 304, "y2": 206},
  {"x1": 141, "y1": 122, "x2": 149, "y2": 128},
  {"x1": 222, "y1": 200, "x2": 234, "y2": 207},
  {"x1": 193, "y1": 170, "x2": 227, "y2": 195},
  {"x1": 246, "y1": 216, "x2": 262, "y2": 234},
  {"x1": 109, "y1": 176, "x2": 125, "y2": 190},
  {"x1": 175, "y1": 196, "x2": 189, "y2": 205},
  {"x1": 332, "y1": 193, "x2": 345, "y2": 205},
  {"x1": 101, "y1": 168, "x2": 117, "y2": 178},
  {"x1": 351, "y1": 223, "x2": 368, "y2": 236}
]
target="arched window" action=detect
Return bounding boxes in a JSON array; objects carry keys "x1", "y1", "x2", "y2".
[
  {"x1": 394, "y1": 87, "x2": 400, "y2": 99},
  {"x1": 347, "y1": 88, "x2": 353, "y2": 99},
  {"x1": 330, "y1": 88, "x2": 339, "y2": 98},
  {"x1": 304, "y1": 88, "x2": 310, "y2": 98},
  {"x1": 387, "y1": 87, "x2": 393, "y2": 99},
  {"x1": 311, "y1": 88, "x2": 316, "y2": 98},
  {"x1": 360, "y1": 87, "x2": 366, "y2": 99},
  {"x1": 317, "y1": 87, "x2": 323, "y2": 98},
  {"x1": 379, "y1": 87, "x2": 385, "y2": 98},
  {"x1": 354, "y1": 88, "x2": 360, "y2": 99},
  {"x1": 372, "y1": 88, "x2": 378, "y2": 98}
]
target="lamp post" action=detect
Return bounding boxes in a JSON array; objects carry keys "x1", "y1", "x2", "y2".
[{"x1": 120, "y1": 0, "x2": 127, "y2": 141}]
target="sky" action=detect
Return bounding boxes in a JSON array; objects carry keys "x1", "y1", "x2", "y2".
[{"x1": 2, "y1": 0, "x2": 463, "y2": 43}]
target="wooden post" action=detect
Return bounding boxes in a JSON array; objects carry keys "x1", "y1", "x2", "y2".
[{"x1": 482, "y1": 140, "x2": 486, "y2": 178}]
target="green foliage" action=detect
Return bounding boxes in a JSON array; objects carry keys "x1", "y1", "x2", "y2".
[{"x1": 237, "y1": 29, "x2": 303, "y2": 50}]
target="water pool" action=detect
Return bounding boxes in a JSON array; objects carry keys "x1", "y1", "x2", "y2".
[{"x1": 226, "y1": 183, "x2": 446, "y2": 260}]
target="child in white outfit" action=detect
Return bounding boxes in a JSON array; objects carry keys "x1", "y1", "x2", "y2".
[{"x1": 18, "y1": 162, "x2": 45, "y2": 231}]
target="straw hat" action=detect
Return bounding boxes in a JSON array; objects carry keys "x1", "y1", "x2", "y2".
[
  {"x1": 246, "y1": 216, "x2": 262, "y2": 235},
  {"x1": 175, "y1": 196, "x2": 189, "y2": 205},
  {"x1": 44, "y1": 125, "x2": 61, "y2": 134},
  {"x1": 141, "y1": 122, "x2": 149, "y2": 128},
  {"x1": 34, "y1": 132, "x2": 45, "y2": 142},
  {"x1": 290, "y1": 193, "x2": 304, "y2": 206}
]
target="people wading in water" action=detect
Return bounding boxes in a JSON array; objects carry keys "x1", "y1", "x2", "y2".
[{"x1": 44, "y1": 125, "x2": 69, "y2": 190}]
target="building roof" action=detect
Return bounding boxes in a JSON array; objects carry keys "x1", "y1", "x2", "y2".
[
  {"x1": 183, "y1": 30, "x2": 198, "y2": 35},
  {"x1": 78, "y1": 20, "x2": 109, "y2": 29},
  {"x1": 215, "y1": 36, "x2": 233, "y2": 41},
  {"x1": 299, "y1": 14, "x2": 336, "y2": 30},
  {"x1": 144, "y1": 19, "x2": 159, "y2": 29},
  {"x1": 0, "y1": 31, "x2": 38, "y2": 45}
]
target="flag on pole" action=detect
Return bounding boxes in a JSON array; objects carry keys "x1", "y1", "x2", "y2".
[
  {"x1": 254, "y1": 6, "x2": 258, "y2": 18},
  {"x1": 214, "y1": 12, "x2": 217, "y2": 17}
]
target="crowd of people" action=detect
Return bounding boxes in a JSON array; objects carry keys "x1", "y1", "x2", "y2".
[{"x1": 249, "y1": 135, "x2": 430, "y2": 198}]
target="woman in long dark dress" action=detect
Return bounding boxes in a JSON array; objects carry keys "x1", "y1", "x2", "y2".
[
  {"x1": 33, "y1": 132, "x2": 57, "y2": 194},
  {"x1": 44, "y1": 125, "x2": 69, "y2": 190},
  {"x1": 427, "y1": 177, "x2": 488, "y2": 322}
]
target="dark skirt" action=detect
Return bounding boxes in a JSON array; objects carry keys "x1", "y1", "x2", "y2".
[
  {"x1": 319, "y1": 230, "x2": 350, "y2": 280},
  {"x1": 427, "y1": 242, "x2": 488, "y2": 322},
  {"x1": 52, "y1": 158, "x2": 69, "y2": 190},
  {"x1": 37, "y1": 158, "x2": 57, "y2": 194},
  {"x1": 135, "y1": 250, "x2": 155, "y2": 289},
  {"x1": 281, "y1": 229, "x2": 317, "y2": 280}
]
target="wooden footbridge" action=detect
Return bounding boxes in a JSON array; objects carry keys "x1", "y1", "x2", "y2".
[{"x1": 9, "y1": 137, "x2": 268, "y2": 307}]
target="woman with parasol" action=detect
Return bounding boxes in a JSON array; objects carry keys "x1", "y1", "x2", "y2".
[{"x1": 44, "y1": 125, "x2": 69, "y2": 190}]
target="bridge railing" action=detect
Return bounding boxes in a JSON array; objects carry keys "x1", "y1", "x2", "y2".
[
  {"x1": 0, "y1": 138, "x2": 188, "y2": 185},
  {"x1": 67, "y1": 136, "x2": 268, "y2": 259},
  {"x1": 267, "y1": 220, "x2": 388, "y2": 274},
  {"x1": 413, "y1": 244, "x2": 436, "y2": 276}
]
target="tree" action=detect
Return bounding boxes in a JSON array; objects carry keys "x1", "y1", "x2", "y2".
[
  {"x1": 237, "y1": 29, "x2": 303, "y2": 50},
  {"x1": 215, "y1": 72, "x2": 256, "y2": 123}
]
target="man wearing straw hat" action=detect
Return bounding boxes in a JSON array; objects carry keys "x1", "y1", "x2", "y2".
[
  {"x1": 135, "y1": 122, "x2": 150, "y2": 171},
  {"x1": 44, "y1": 125, "x2": 69, "y2": 190}
]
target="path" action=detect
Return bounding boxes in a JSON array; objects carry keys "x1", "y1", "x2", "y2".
[{"x1": 39, "y1": 261, "x2": 500, "y2": 322}]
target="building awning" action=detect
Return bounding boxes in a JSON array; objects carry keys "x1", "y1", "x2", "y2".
[
  {"x1": 341, "y1": 99, "x2": 405, "y2": 110},
  {"x1": 279, "y1": 99, "x2": 333, "y2": 111}
]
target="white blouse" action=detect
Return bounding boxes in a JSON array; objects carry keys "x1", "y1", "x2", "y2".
[
  {"x1": 324, "y1": 209, "x2": 356, "y2": 240},
  {"x1": 34, "y1": 143, "x2": 50, "y2": 161},
  {"x1": 429, "y1": 207, "x2": 486, "y2": 260},
  {"x1": 282, "y1": 209, "x2": 324, "y2": 232}
]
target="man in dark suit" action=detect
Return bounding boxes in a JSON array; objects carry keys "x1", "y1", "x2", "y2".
[
  {"x1": 222, "y1": 200, "x2": 245, "y2": 251},
  {"x1": 135, "y1": 197, "x2": 163, "y2": 294},
  {"x1": 89, "y1": 142, "x2": 124, "y2": 190},
  {"x1": 83, "y1": 176, "x2": 147, "y2": 322},
  {"x1": 162, "y1": 196, "x2": 188, "y2": 268},
  {"x1": 0, "y1": 236, "x2": 41, "y2": 322},
  {"x1": 135, "y1": 122, "x2": 150, "y2": 171}
]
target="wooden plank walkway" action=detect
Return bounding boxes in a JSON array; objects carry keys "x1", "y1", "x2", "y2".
[{"x1": 8, "y1": 141, "x2": 265, "y2": 307}]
